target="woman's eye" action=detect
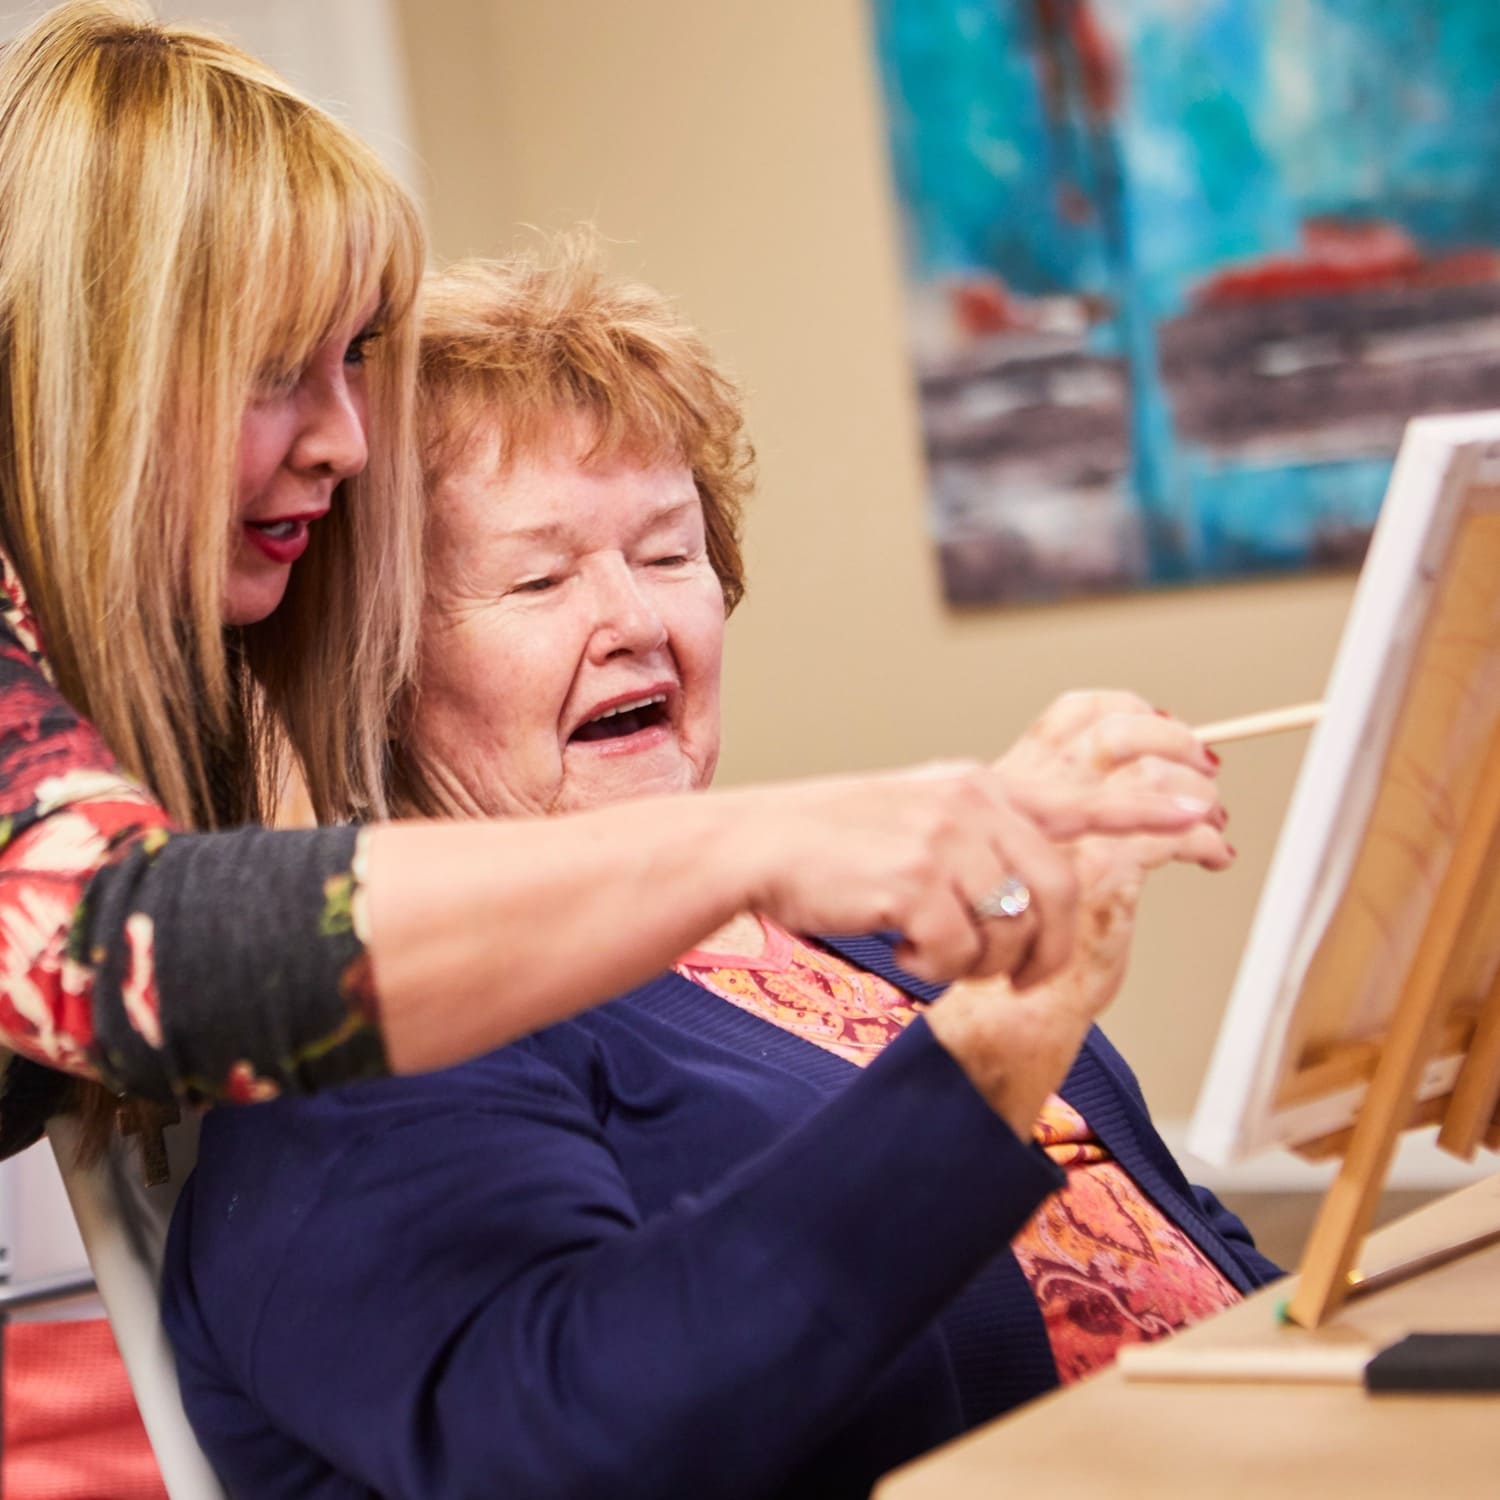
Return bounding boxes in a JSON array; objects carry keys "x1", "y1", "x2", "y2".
[
  {"x1": 512, "y1": 576, "x2": 558, "y2": 595},
  {"x1": 344, "y1": 328, "x2": 383, "y2": 367},
  {"x1": 648, "y1": 555, "x2": 689, "y2": 568}
]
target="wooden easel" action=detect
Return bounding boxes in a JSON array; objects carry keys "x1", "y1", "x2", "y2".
[
  {"x1": 1283, "y1": 493, "x2": 1500, "y2": 1328},
  {"x1": 1286, "y1": 738, "x2": 1500, "y2": 1326}
]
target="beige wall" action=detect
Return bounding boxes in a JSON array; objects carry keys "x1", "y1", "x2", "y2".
[{"x1": 395, "y1": 0, "x2": 1355, "y2": 1119}]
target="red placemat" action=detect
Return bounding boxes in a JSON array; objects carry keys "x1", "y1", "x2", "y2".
[{"x1": 3, "y1": 1319, "x2": 166, "y2": 1499}]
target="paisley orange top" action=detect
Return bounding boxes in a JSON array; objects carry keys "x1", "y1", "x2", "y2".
[{"x1": 676, "y1": 918, "x2": 1239, "y2": 1382}]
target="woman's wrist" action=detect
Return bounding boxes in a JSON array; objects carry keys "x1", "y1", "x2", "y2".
[
  {"x1": 924, "y1": 980, "x2": 1094, "y2": 1138},
  {"x1": 695, "y1": 783, "x2": 806, "y2": 918}
]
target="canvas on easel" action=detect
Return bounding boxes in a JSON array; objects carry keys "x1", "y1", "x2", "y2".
[{"x1": 1188, "y1": 410, "x2": 1500, "y2": 1327}]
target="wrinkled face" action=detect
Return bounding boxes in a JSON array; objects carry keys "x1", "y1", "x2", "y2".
[
  {"x1": 415, "y1": 414, "x2": 726, "y2": 817},
  {"x1": 225, "y1": 297, "x2": 381, "y2": 626}
]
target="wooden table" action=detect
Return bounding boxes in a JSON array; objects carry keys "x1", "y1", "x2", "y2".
[{"x1": 877, "y1": 1175, "x2": 1500, "y2": 1499}]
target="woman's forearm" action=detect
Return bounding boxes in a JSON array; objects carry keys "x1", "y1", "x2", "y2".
[{"x1": 362, "y1": 795, "x2": 760, "y2": 1074}]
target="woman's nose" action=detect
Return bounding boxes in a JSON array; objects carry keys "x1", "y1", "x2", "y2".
[
  {"x1": 589, "y1": 562, "x2": 669, "y2": 660},
  {"x1": 293, "y1": 370, "x2": 369, "y2": 481}
]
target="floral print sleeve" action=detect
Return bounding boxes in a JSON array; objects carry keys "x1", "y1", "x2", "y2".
[{"x1": 0, "y1": 552, "x2": 387, "y2": 1156}]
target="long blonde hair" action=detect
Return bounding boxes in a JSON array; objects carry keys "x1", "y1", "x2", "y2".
[{"x1": 0, "y1": 0, "x2": 425, "y2": 827}]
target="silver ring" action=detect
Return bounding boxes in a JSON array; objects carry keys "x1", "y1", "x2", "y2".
[{"x1": 973, "y1": 876, "x2": 1032, "y2": 921}]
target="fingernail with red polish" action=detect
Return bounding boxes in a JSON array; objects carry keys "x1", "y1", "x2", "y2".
[{"x1": 1205, "y1": 747, "x2": 1221, "y2": 768}]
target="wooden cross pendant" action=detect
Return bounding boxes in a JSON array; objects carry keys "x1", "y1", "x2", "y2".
[{"x1": 116, "y1": 1098, "x2": 181, "y2": 1187}]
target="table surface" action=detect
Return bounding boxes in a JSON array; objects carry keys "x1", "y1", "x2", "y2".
[{"x1": 876, "y1": 1174, "x2": 1500, "y2": 1500}]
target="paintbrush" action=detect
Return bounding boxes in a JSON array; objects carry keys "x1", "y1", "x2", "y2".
[{"x1": 1192, "y1": 701, "x2": 1324, "y2": 747}]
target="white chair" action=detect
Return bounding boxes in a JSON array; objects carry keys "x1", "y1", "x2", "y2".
[{"x1": 46, "y1": 1112, "x2": 227, "y2": 1500}]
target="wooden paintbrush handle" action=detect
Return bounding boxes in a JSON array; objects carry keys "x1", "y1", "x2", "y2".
[{"x1": 1193, "y1": 701, "x2": 1324, "y2": 747}]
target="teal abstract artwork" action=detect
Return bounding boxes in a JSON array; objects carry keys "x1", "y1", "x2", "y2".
[{"x1": 870, "y1": 0, "x2": 1500, "y2": 602}]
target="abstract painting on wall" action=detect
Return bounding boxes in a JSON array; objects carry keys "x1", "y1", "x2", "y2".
[{"x1": 869, "y1": 1, "x2": 1500, "y2": 604}]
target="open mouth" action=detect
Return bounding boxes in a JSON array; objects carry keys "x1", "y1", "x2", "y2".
[
  {"x1": 250, "y1": 519, "x2": 304, "y2": 542},
  {"x1": 569, "y1": 693, "x2": 670, "y2": 744},
  {"x1": 243, "y1": 516, "x2": 315, "y2": 565}
]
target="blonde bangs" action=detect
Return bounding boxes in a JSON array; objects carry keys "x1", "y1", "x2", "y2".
[{"x1": 243, "y1": 104, "x2": 424, "y2": 388}]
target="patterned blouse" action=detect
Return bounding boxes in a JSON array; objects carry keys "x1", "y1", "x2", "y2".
[
  {"x1": 0, "y1": 550, "x2": 387, "y2": 1158},
  {"x1": 676, "y1": 917, "x2": 1240, "y2": 1382}
]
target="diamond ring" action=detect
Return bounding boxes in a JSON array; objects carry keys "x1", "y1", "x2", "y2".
[{"x1": 973, "y1": 876, "x2": 1032, "y2": 921}]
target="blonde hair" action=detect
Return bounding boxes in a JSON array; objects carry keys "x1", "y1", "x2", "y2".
[
  {"x1": 395, "y1": 238, "x2": 754, "y2": 815},
  {"x1": 0, "y1": 0, "x2": 425, "y2": 827}
]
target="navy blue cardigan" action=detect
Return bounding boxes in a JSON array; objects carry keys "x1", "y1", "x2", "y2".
[{"x1": 163, "y1": 936, "x2": 1279, "y2": 1499}]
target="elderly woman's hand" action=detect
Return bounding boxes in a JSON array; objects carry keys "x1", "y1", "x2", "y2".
[{"x1": 737, "y1": 758, "x2": 1214, "y2": 991}]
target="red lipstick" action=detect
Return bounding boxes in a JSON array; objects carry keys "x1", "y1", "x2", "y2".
[{"x1": 242, "y1": 511, "x2": 326, "y2": 566}]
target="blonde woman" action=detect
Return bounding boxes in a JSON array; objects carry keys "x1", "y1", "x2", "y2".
[{"x1": 0, "y1": 2, "x2": 1222, "y2": 1162}]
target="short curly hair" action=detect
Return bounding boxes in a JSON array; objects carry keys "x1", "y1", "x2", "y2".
[{"x1": 416, "y1": 235, "x2": 752, "y2": 611}]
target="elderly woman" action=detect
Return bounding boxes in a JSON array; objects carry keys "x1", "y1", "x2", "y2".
[{"x1": 162, "y1": 248, "x2": 1278, "y2": 1500}]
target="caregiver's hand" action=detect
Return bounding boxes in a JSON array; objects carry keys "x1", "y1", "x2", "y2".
[
  {"x1": 737, "y1": 762, "x2": 1074, "y2": 986},
  {"x1": 928, "y1": 740, "x2": 1234, "y2": 1138},
  {"x1": 996, "y1": 690, "x2": 1227, "y2": 858},
  {"x1": 736, "y1": 757, "x2": 1216, "y2": 989}
]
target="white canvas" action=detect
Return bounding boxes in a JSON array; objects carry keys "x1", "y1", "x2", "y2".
[{"x1": 1190, "y1": 411, "x2": 1500, "y2": 1166}]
